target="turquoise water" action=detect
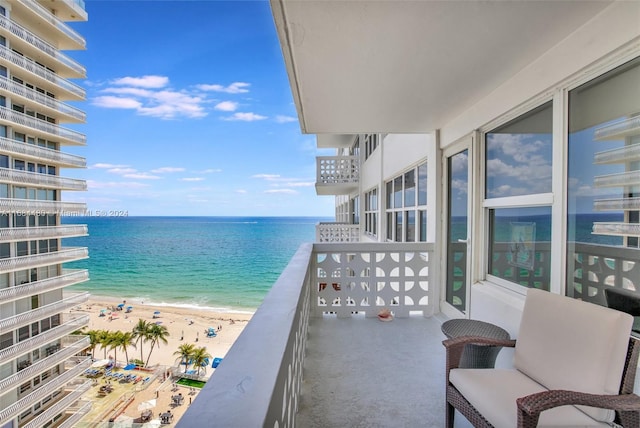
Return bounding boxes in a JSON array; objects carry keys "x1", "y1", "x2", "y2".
[{"x1": 62, "y1": 216, "x2": 328, "y2": 312}]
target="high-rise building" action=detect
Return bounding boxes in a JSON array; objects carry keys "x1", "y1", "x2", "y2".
[{"x1": 0, "y1": 1, "x2": 90, "y2": 427}]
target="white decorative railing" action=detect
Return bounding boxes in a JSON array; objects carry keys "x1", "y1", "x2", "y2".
[
  {"x1": 594, "y1": 170, "x2": 640, "y2": 188},
  {"x1": 178, "y1": 242, "x2": 436, "y2": 428},
  {"x1": 0, "y1": 77, "x2": 86, "y2": 122},
  {"x1": 316, "y1": 155, "x2": 359, "y2": 185},
  {"x1": 0, "y1": 292, "x2": 89, "y2": 332},
  {"x1": 0, "y1": 269, "x2": 89, "y2": 303},
  {"x1": 0, "y1": 106, "x2": 86, "y2": 145},
  {"x1": 0, "y1": 198, "x2": 86, "y2": 214},
  {"x1": 0, "y1": 358, "x2": 90, "y2": 426},
  {"x1": 0, "y1": 335, "x2": 89, "y2": 394},
  {"x1": 0, "y1": 224, "x2": 87, "y2": 241},
  {"x1": 15, "y1": 0, "x2": 86, "y2": 49},
  {"x1": 0, "y1": 168, "x2": 87, "y2": 190},
  {"x1": 594, "y1": 144, "x2": 640, "y2": 165},
  {"x1": 22, "y1": 381, "x2": 91, "y2": 428},
  {"x1": 0, "y1": 247, "x2": 88, "y2": 274},
  {"x1": 0, "y1": 136, "x2": 86, "y2": 167},
  {"x1": 0, "y1": 45, "x2": 85, "y2": 99},
  {"x1": 53, "y1": 399, "x2": 92, "y2": 428},
  {"x1": 595, "y1": 116, "x2": 640, "y2": 141},
  {"x1": 0, "y1": 315, "x2": 88, "y2": 362},
  {"x1": 0, "y1": 15, "x2": 85, "y2": 76},
  {"x1": 316, "y1": 222, "x2": 360, "y2": 242},
  {"x1": 594, "y1": 197, "x2": 640, "y2": 211}
]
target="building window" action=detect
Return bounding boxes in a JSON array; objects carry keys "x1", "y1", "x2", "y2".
[
  {"x1": 566, "y1": 56, "x2": 640, "y2": 304},
  {"x1": 385, "y1": 161, "x2": 428, "y2": 242},
  {"x1": 364, "y1": 188, "x2": 377, "y2": 236},
  {"x1": 364, "y1": 134, "x2": 379, "y2": 160},
  {"x1": 485, "y1": 101, "x2": 553, "y2": 290}
]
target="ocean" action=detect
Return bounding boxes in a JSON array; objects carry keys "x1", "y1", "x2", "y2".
[{"x1": 62, "y1": 216, "x2": 329, "y2": 313}]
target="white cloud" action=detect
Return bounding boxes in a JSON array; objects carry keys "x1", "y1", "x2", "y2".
[
  {"x1": 264, "y1": 189, "x2": 298, "y2": 195},
  {"x1": 93, "y1": 96, "x2": 142, "y2": 109},
  {"x1": 91, "y1": 163, "x2": 130, "y2": 169},
  {"x1": 180, "y1": 177, "x2": 205, "y2": 182},
  {"x1": 151, "y1": 167, "x2": 185, "y2": 173},
  {"x1": 107, "y1": 167, "x2": 137, "y2": 175},
  {"x1": 123, "y1": 173, "x2": 161, "y2": 180},
  {"x1": 201, "y1": 168, "x2": 222, "y2": 174},
  {"x1": 252, "y1": 174, "x2": 281, "y2": 180},
  {"x1": 214, "y1": 101, "x2": 239, "y2": 112},
  {"x1": 87, "y1": 180, "x2": 150, "y2": 189},
  {"x1": 222, "y1": 112, "x2": 267, "y2": 122},
  {"x1": 198, "y1": 82, "x2": 250, "y2": 94},
  {"x1": 275, "y1": 115, "x2": 297, "y2": 123},
  {"x1": 236, "y1": 189, "x2": 247, "y2": 194},
  {"x1": 285, "y1": 181, "x2": 314, "y2": 187},
  {"x1": 113, "y1": 75, "x2": 169, "y2": 88}
]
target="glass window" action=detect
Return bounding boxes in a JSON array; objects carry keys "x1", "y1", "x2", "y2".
[
  {"x1": 488, "y1": 206, "x2": 551, "y2": 290},
  {"x1": 567, "y1": 57, "x2": 640, "y2": 304},
  {"x1": 406, "y1": 211, "x2": 415, "y2": 242},
  {"x1": 404, "y1": 170, "x2": 415, "y2": 207},
  {"x1": 386, "y1": 181, "x2": 393, "y2": 209},
  {"x1": 418, "y1": 163, "x2": 427, "y2": 206},
  {"x1": 486, "y1": 102, "x2": 553, "y2": 198}
]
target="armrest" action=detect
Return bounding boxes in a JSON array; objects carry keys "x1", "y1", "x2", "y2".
[
  {"x1": 517, "y1": 390, "x2": 640, "y2": 426},
  {"x1": 443, "y1": 336, "x2": 516, "y2": 377}
]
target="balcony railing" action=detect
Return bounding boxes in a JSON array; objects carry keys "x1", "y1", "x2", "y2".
[
  {"x1": 21, "y1": 381, "x2": 91, "y2": 428},
  {"x1": 316, "y1": 222, "x2": 360, "y2": 242},
  {"x1": 0, "y1": 246, "x2": 88, "y2": 274},
  {"x1": 0, "y1": 314, "x2": 89, "y2": 362},
  {"x1": 0, "y1": 335, "x2": 89, "y2": 395},
  {"x1": 0, "y1": 15, "x2": 85, "y2": 77},
  {"x1": 0, "y1": 45, "x2": 85, "y2": 99},
  {"x1": 0, "y1": 224, "x2": 87, "y2": 242},
  {"x1": 0, "y1": 168, "x2": 86, "y2": 190},
  {"x1": 0, "y1": 291, "x2": 89, "y2": 332},
  {"x1": 14, "y1": 0, "x2": 86, "y2": 49},
  {"x1": 0, "y1": 198, "x2": 87, "y2": 215},
  {"x1": 315, "y1": 156, "x2": 359, "y2": 195},
  {"x1": 0, "y1": 77, "x2": 86, "y2": 123},
  {"x1": 0, "y1": 357, "x2": 90, "y2": 426},
  {"x1": 55, "y1": 400, "x2": 92, "y2": 428},
  {"x1": 0, "y1": 269, "x2": 89, "y2": 303},
  {"x1": 0, "y1": 106, "x2": 86, "y2": 145},
  {"x1": 178, "y1": 242, "x2": 434, "y2": 427}
]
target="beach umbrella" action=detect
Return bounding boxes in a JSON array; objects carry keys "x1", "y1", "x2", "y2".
[
  {"x1": 91, "y1": 358, "x2": 111, "y2": 368},
  {"x1": 117, "y1": 303, "x2": 125, "y2": 308},
  {"x1": 137, "y1": 399, "x2": 156, "y2": 411}
]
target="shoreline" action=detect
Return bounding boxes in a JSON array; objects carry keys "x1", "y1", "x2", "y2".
[{"x1": 71, "y1": 294, "x2": 254, "y2": 368}]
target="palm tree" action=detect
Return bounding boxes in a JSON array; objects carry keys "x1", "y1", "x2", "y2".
[
  {"x1": 174, "y1": 343, "x2": 196, "y2": 373},
  {"x1": 97, "y1": 329, "x2": 110, "y2": 359},
  {"x1": 84, "y1": 329, "x2": 102, "y2": 359},
  {"x1": 191, "y1": 346, "x2": 212, "y2": 376},
  {"x1": 132, "y1": 319, "x2": 150, "y2": 364},
  {"x1": 119, "y1": 331, "x2": 137, "y2": 364},
  {"x1": 107, "y1": 331, "x2": 123, "y2": 366},
  {"x1": 145, "y1": 323, "x2": 169, "y2": 367}
]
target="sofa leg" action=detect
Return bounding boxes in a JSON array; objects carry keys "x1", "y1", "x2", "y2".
[{"x1": 446, "y1": 401, "x2": 455, "y2": 428}]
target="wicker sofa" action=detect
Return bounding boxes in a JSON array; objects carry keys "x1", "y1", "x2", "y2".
[{"x1": 443, "y1": 288, "x2": 640, "y2": 427}]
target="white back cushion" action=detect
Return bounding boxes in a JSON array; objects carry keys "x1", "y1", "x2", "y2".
[{"x1": 514, "y1": 288, "x2": 633, "y2": 422}]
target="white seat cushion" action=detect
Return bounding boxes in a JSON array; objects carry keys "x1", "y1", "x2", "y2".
[
  {"x1": 514, "y1": 289, "x2": 633, "y2": 422},
  {"x1": 450, "y1": 368, "x2": 609, "y2": 428}
]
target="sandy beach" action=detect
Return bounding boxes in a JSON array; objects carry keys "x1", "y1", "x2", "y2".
[{"x1": 71, "y1": 295, "x2": 253, "y2": 368}]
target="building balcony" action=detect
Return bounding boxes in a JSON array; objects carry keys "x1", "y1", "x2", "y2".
[
  {"x1": 0, "y1": 335, "x2": 89, "y2": 396},
  {"x1": 0, "y1": 14, "x2": 85, "y2": 78},
  {"x1": 0, "y1": 314, "x2": 89, "y2": 363},
  {"x1": 0, "y1": 269, "x2": 89, "y2": 304},
  {"x1": 0, "y1": 291, "x2": 89, "y2": 332},
  {"x1": 12, "y1": 0, "x2": 86, "y2": 50},
  {"x1": 22, "y1": 382, "x2": 91, "y2": 428},
  {"x1": 0, "y1": 224, "x2": 87, "y2": 242},
  {"x1": 315, "y1": 155, "x2": 359, "y2": 195},
  {"x1": 0, "y1": 198, "x2": 87, "y2": 215},
  {"x1": 315, "y1": 222, "x2": 360, "y2": 242},
  {"x1": 178, "y1": 240, "x2": 640, "y2": 427},
  {"x1": 0, "y1": 136, "x2": 86, "y2": 168},
  {"x1": 0, "y1": 45, "x2": 85, "y2": 100},
  {"x1": 0, "y1": 246, "x2": 89, "y2": 274},
  {"x1": 0, "y1": 168, "x2": 87, "y2": 191},
  {"x1": 0, "y1": 106, "x2": 86, "y2": 146},
  {"x1": 0, "y1": 77, "x2": 86, "y2": 124},
  {"x1": 0, "y1": 358, "x2": 91, "y2": 426}
]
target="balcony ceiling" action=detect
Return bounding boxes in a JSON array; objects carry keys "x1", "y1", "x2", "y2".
[{"x1": 271, "y1": 0, "x2": 612, "y2": 134}]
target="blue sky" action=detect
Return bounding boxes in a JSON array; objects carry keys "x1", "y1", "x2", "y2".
[{"x1": 62, "y1": 0, "x2": 334, "y2": 217}]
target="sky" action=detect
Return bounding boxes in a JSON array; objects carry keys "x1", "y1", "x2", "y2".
[{"x1": 61, "y1": 0, "x2": 334, "y2": 217}]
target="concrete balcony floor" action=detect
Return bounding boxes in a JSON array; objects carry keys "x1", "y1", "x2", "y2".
[{"x1": 296, "y1": 314, "x2": 473, "y2": 428}]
